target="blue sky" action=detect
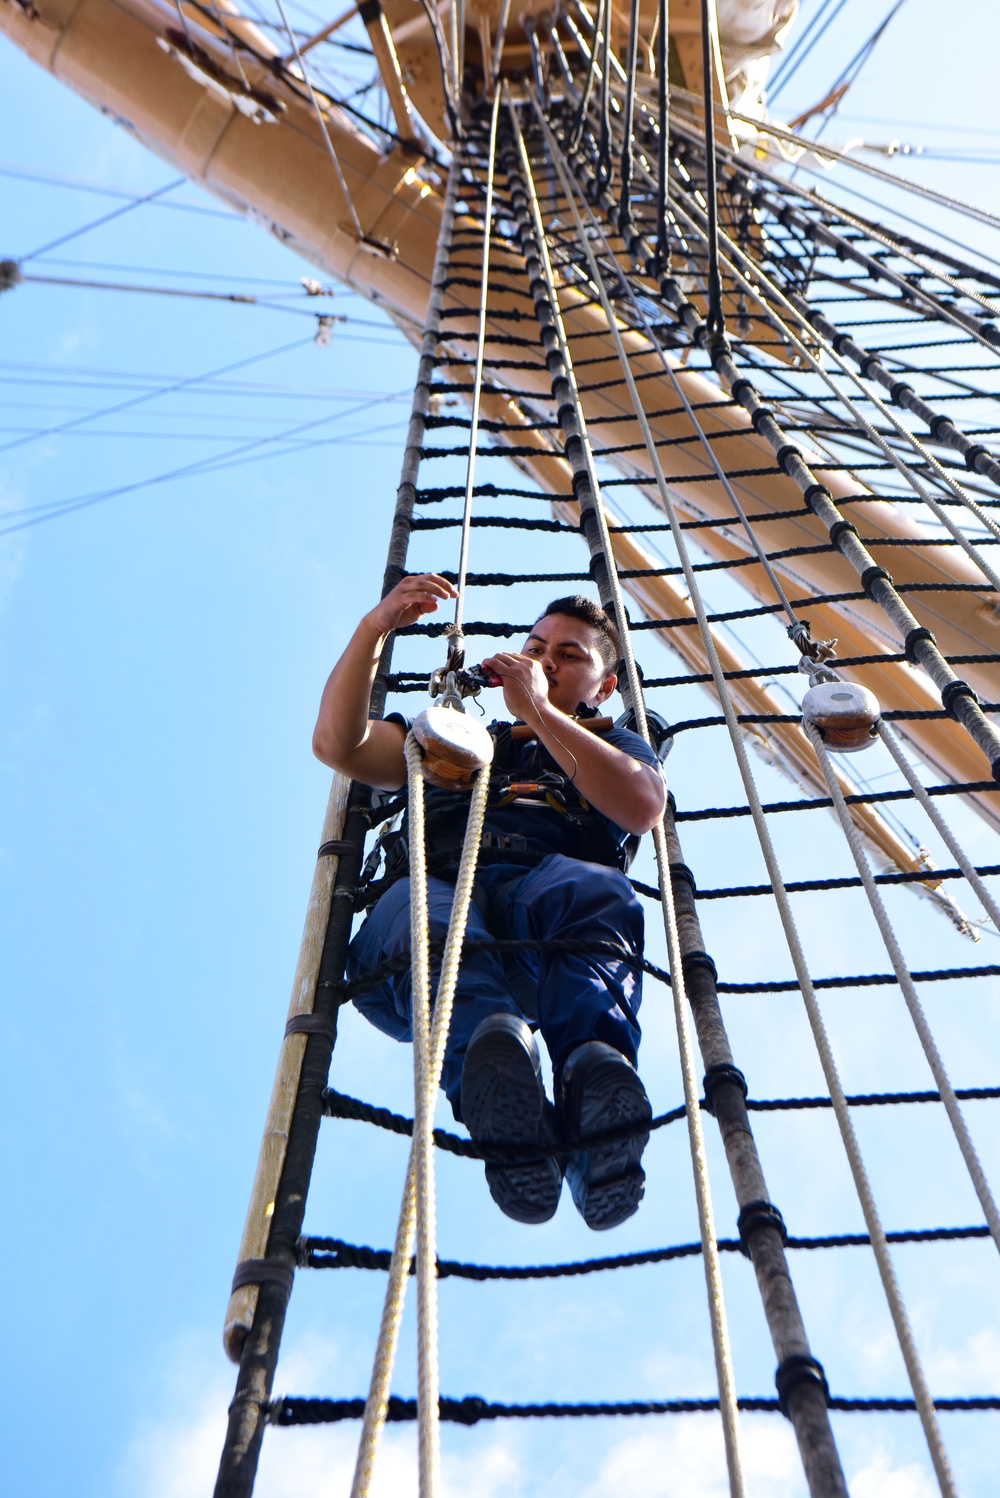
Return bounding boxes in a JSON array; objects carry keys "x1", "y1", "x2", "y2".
[{"x1": 2, "y1": 2, "x2": 999, "y2": 1495}]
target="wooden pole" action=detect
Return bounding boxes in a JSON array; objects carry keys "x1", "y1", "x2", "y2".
[
  {"x1": 214, "y1": 139, "x2": 465, "y2": 1498},
  {"x1": 295, "y1": 3, "x2": 358, "y2": 57},
  {"x1": 223, "y1": 771, "x2": 352, "y2": 1362}
]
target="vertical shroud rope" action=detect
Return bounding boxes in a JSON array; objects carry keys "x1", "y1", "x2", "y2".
[
  {"x1": 568, "y1": 116, "x2": 1000, "y2": 788},
  {"x1": 214, "y1": 132, "x2": 466, "y2": 1498},
  {"x1": 528, "y1": 99, "x2": 962, "y2": 1497},
  {"x1": 531, "y1": 99, "x2": 849, "y2": 1498},
  {"x1": 697, "y1": 0, "x2": 724, "y2": 336},
  {"x1": 504, "y1": 92, "x2": 748, "y2": 1498},
  {"x1": 805, "y1": 719, "x2": 1000, "y2": 1254},
  {"x1": 352, "y1": 116, "x2": 502, "y2": 1498},
  {"x1": 536, "y1": 106, "x2": 960, "y2": 1498},
  {"x1": 453, "y1": 90, "x2": 501, "y2": 645},
  {"x1": 659, "y1": 185, "x2": 1000, "y2": 592},
  {"x1": 350, "y1": 744, "x2": 492, "y2": 1498},
  {"x1": 272, "y1": 0, "x2": 364, "y2": 239}
]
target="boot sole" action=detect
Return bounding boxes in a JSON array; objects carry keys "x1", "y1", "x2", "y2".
[
  {"x1": 461, "y1": 1023, "x2": 562, "y2": 1226},
  {"x1": 564, "y1": 1049, "x2": 651, "y2": 1231}
]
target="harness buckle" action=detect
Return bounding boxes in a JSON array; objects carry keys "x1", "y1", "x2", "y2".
[{"x1": 481, "y1": 830, "x2": 529, "y2": 855}]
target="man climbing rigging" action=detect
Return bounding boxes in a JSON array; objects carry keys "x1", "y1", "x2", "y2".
[{"x1": 313, "y1": 572, "x2": 667, "y2": 1231}]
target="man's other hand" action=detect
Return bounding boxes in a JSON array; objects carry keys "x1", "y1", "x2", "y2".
[{"x1": 369, "y1": 573, "x2": 457, "y2": 635}]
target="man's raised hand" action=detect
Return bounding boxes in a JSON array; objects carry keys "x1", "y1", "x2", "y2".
[{"x1": 368, "y1": 572, "x2": 457, "y2": 636}]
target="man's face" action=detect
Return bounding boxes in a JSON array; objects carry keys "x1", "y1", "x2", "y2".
[{"x1": 521, "y1": 613, "x2": 617, "y2": 715}]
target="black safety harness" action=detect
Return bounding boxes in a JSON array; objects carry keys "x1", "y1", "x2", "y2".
[{"x1": 356, "y1": 710, "x2": 672, "y2": 913}]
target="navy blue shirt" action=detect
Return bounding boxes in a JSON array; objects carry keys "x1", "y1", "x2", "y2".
[{"x1": 386, "y1": 713, "x2": 662, "y2": 866}]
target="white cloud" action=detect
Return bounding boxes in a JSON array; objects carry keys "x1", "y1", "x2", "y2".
[
  {"x1": 119, "y1": 1332, "x2": 964, "y2": 1498},
  {"x1": 849, "y1": 1448, "x2": 936, "y2": 1498},
  {"x1": 541, "y1": 1417, "x2": 805, "y2": 1498},
  {"x1": 932, "y1": 1327, "x2": 1000, "y2": 1394},
  {"x1": 120, "y1": 1333, "x2": 522, "y2": 1498}
]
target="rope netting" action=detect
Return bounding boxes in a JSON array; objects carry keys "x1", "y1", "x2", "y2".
[{"x1": 215, "y1": 27, "x2": 1000, "y2": 1498}]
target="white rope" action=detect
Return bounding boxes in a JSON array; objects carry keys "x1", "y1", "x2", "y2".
[
  {"x1": 706, "y1": 202, "x2": 1000, "y2": 561},
  {"x1": 805, "y1": 719, "x2": 1000, "y2": 1255},
  {"x1": 876, "y1": 724, "x2": 1000, "y2": 936},
  {"x1": 350, "y1": 739, "x2": 492, "y2": 1498},
  {"x1": 489, "y1": 0, "x2": 512, "y2": 95},
  {"x1": 453, "y1": 89, "x2": 501, "y2": 642},
  {"x1": 670, "y1": 87, "x2": 1000, "y2": 238},
  {"x1": 523, "y1": 98, "x2": 747, "y2": 1498},
  {"x1": 661, "y1": 180, "x2": 1000, "y2": 586},
  {"x1": 530, "y1": 105, "x2": 959, "y2": 1498},
  {"x1": 272, "y1": 0, "x2": 365, "y2": 240}
]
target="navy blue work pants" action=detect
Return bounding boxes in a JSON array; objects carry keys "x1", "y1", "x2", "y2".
[{"x1": 346, "y1": 853, "x2": 644, "y2": 1119}]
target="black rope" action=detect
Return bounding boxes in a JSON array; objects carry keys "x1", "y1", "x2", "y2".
[
  {"x1": 669, "y1": 780, "x2": 1000, "y2": 824},
  {"x1": 321, "y1": 1078, "x2": 1000, "y2": 1178},
  {"x1": 297, "y1": 1221, "x2": 992, "y2": 1280},
  {"x1": 321, "y1": 931, "x2": 1000, "y2": 1003},
  {"x1": 269, "y1": 1391, "x2": 1000, "y2": 1425},
  {"x1": 686, "y1": 863, "x2": 1000, "y2": 901},
  {"x1": 322, "y1": 1084, "x2": 685, "y2": 1159},
  {"x1": 409, "y1": 518, "x2": 578, "y2": 536},
  {"x1": 665, "y1": 707, "x2": 1000, "y2": 733}
]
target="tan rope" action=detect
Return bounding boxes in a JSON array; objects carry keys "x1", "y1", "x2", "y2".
[
  {"x1": 529, "y1": 101, "x2": 958, "y2": 1498},
  {"x1": 272, "y1": 0, "x2": 364, "y2": 240},
  {"x1": 806, "y1": 720, "x2": 1000, "y2": 1256},
  {"x1": 454, "y1": 87, "x2": 501, "y2": 642},
  {"x1": 876, "y1": 724, "x2": 1000, "y2": 936},
  {"x1": 523, "y1": 98, "x2": 747, "y2": 1498},
  {"x1": 664, "y1": 188, "x2": 1000, "y2": 582},
  {"x1": 350, "y1": 733, "x2": 492, "y2": 1498}
]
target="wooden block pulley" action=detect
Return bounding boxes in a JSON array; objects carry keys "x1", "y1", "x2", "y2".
[
  {"x1": 802, "y1": 679, "x2": 881, "y2": 754},
  {"x1": 411, "y1": 704, "x2": 495, "y2": 790}
]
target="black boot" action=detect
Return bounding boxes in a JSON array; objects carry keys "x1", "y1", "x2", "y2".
[
  {"x1": 460, "y1": 1015, "x2": 563, "y2": 1224},
  {"x1": 559, "y1": 1041, "x2": 651, "y2": 1230}
]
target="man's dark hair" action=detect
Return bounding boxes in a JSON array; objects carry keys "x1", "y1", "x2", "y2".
[{"x1": 535, "y1": 595, "x2": 620, "y2": 673}]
